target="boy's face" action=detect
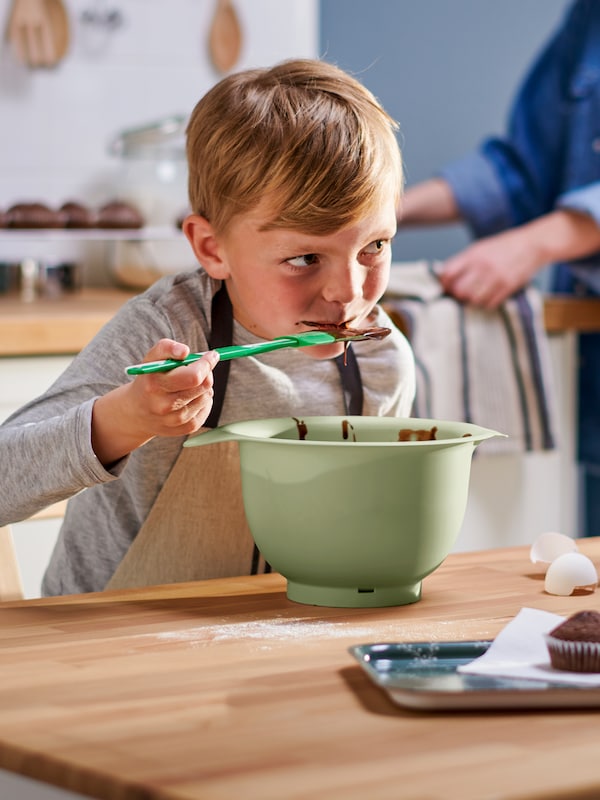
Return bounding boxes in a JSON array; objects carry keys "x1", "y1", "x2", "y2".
[{"x1": 191, "y1": 199, "x2": 397, "y2": 361}]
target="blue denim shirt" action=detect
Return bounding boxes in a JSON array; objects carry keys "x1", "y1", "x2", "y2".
[{"x1": 441, "y1": 0, "x2": 600, "y2": 295}]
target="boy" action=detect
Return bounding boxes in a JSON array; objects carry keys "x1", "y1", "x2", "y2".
[{"x1": 0, "y1": 59, "x2": 415, "y2": 594}]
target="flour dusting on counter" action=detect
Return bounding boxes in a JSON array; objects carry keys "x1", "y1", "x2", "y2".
[{"x1": 151, "y1": 617, "x2": 467, "y2": 649}]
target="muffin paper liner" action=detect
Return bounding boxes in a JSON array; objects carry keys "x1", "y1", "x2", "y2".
[{"x1": 545, "y1": 635, "x2": 600, "y2": 673}]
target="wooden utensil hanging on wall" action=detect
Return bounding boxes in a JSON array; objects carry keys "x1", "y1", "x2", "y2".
[
  {"x1": 6, "y1": 0, "x2": 69, "y2": 67},
  {"x1": 208, "y1": 0, "x2": 242, "y2": 73},
  {"x1": 45, "y1": 0, "x2": 70, "y2": 63},
  {"x1": 6, "y1": 0, "x2": 55, "y2": 67}
]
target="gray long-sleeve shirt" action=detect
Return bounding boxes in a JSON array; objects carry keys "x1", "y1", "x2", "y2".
[{"x1": 0, "y1": 269, "x2": 415, "y2": 595}]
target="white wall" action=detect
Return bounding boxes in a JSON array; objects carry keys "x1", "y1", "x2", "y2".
[
  {"x1": 0, "y1": 0, "x2": 318, "y2": 283},
  {"x1": 0, "y1": 0, "x2": 318, "y2": 205}
]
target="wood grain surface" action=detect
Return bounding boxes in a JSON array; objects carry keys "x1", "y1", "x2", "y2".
[
  {"x1": 0, "y1": 288, "x2": 136, "y2": 355},
  {"x1": 543, "y1": 294, "x2": 600, "y2": 333},
  {"x1": 2, "y1": 540, "x2": 600, "y2": 800}
]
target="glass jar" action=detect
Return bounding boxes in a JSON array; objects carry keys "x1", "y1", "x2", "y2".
[
  {"x1": 108, "y1": 115, "x2": 189, "y2": 227},
  {"x1": 109, "y1": 116, "x2": 195, "y2": 288}
]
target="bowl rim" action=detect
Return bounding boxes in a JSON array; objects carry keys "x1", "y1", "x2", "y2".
[{"x1": 185, "y1": 415, "x2": 506, "y2": 449}]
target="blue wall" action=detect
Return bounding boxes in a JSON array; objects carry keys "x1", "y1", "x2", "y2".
[{"x1": 320, "y1": 0, "x2": 569, "y2": 261}]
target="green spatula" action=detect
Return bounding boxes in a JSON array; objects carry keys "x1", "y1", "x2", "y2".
[{"x1": 125, "y1": 330, "x2": 378, "y2": 375}]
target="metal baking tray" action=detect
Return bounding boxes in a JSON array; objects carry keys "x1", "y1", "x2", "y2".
[{"x1": 349, "y1": 641, "x2": 600, "y2": 711}]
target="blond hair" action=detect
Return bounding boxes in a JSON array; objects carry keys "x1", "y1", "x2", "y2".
[{"x1": 186, "y1": 59, "x2": 403, "y2": 235}]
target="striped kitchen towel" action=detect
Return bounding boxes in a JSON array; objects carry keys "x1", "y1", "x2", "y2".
[{"x1": 383, "y1": 261, "x2": 557, "y2": 454}]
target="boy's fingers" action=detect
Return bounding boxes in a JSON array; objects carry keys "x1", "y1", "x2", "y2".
[
  {"x1": 156, "y1": 350, "x2": 220, "y2": 393},
  {"x1": 203, "y1": 350, "x2": 220, "y2": 369},
  {"x1": 143, "y1": 338, "x2": 189, "y2": 363}
]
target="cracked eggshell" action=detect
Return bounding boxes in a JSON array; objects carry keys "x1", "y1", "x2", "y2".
[
  {"x1": 530, "y1": 532, "x2": 578, "y2": 566},
  {"x1": 544, "y1": 552, "x2": 598, "y2": 596}
]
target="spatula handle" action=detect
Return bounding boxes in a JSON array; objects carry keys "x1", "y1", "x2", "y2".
[{"x1": 125, "y1": 338, "x2": 299, "y2": 375}]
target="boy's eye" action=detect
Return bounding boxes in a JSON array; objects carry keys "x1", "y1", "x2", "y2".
[
  {"x1": 286, "y1": 254, "x2": 319, "y2": 268},
  {"x1": 363, "y1": 239, "x2": 387, "y2": 255}
]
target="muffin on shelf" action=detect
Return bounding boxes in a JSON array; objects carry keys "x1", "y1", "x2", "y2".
[
  {"x1": 60, "y1": 201, "x2": 97, "y2": 228},
  {"x1": 6, "y1": 202, "x2": 66, "y2": 228},
  {"x1": 97, "y1": 200, "x2": 144, "y2": 229},
  {"x1": 545, "y1": 610, "x2": 600, "y2": 672}
]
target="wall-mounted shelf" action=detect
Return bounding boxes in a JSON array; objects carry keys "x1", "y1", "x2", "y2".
[{"x1": 0, "y1": 226, "x2": 183, "y2": 242}]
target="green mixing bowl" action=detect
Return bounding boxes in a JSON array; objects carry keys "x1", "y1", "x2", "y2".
[{"x1": 185, "y1": 416, "x2": 504, "y2": 608}]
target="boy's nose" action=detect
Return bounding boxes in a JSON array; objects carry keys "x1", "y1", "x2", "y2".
[{"x1": 322, "y1": 261, "x2": 364, "y2": 305}]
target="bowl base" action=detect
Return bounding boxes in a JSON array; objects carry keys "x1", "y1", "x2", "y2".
[{"x1": 286, "y1": 580, "x2": 422, "y2": 608}]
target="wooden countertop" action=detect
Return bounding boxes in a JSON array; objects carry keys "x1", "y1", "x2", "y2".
[
  {"x1": 543, "y1": 294, "x2": 600, "y2": 333},
  {"x1": 2, "y1": 540, "x2": 600, "y2": 800},
  {"x1": 0, "y1": 288, "x2": 137, "y2": 356},
  {"x1": 0, "y1": 289, "x2": 599, "y2": 357}
]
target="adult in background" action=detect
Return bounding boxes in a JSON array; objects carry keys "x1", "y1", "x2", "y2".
[{"x1": 397, "y1": 0, "x2": 600, "y2": 537}]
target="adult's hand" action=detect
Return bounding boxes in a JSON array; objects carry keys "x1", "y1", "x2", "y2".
[
  {"x1": 439, "y1": 209, "x2": 600, "y2": 309},
  {"x1": 438, "y1": 226, "x2": 541, "y2": 309}
]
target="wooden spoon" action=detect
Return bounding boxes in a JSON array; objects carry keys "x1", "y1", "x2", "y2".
[
  {"x1": 6, "y1": 0, "x2": 56, "y2": 67},
  {"x1": 44, "y1": 0, "x2": 70, "y2": 63},
  {"x1": 208, "y1": 0, "x2": 242, "y2": 73}
]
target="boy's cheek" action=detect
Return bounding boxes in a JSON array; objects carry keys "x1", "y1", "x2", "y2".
[{"x1": 365, "y1": 268, "x2": 390, "y2": 301}]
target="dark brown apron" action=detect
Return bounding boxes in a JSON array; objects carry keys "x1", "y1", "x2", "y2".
[{"x1": 107, "y1": 285, "x2": 363, "y2": 589}]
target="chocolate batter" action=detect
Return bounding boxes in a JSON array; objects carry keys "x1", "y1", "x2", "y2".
[{"x1": 300, "y1": 319, "x2": 391, "y2": 366}]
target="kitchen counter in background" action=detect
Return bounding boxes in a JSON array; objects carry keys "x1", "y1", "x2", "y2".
[
  {"x1": 0, "y1": 288, "x2": 137, "y2": 356},
  {"x1": 0, "y1": 290, "x2": 599, "y2": 358},
  {"x1": 543, "y1": 294, "x2": 600, "y2": 333}
]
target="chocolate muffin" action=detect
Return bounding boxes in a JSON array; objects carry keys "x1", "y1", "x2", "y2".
[
  {"x1": 60, "y1": 201, "x2": 97, "y2": 228},
  {"x1": 545, "y1": 610, "x2": 600, "y2": 672},
  {"x1": 7, "y1": 202, "x2": 66, "y2": 229},
  {"x1": 97, "y1": 200, "x2": 144, "y2": 229}
]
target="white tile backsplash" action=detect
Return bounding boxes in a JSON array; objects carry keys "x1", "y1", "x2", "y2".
[
  {"x1": 0, "y1": 0, "x2": 318, "y2": 283},
  {"x1": 0, "y1": 0, "x2": 318, "y2": 205}
]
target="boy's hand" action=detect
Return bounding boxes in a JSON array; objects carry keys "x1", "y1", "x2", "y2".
[{"x1": 91, "y1": 340, "x2": 220, "y2": 466}]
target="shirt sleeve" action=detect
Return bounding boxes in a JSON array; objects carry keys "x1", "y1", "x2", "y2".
[
  {"x1": 557, "y1": 181, "x2": 600, "y2": 227},
  {"x1": 439, "y1": 1, "x2": 590, "y2": 238},
  {"x1": 0, "y1": 292, "x2": 174, "y2": 526},
  {"x1": 440, "y1": 151, "x2": 514, "y2": 237}
]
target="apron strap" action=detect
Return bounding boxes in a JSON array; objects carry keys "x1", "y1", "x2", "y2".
[
  {"x1": 204, "y1": 284, "x2": 234, "y2": 429},
  {"x1": 335, "y1": 346, "x2": 363, "y2": 415}
]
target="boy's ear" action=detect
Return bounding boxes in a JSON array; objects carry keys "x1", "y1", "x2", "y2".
[{"x1": 182, "y1": 214, "x2": 230, "y2": 279}]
